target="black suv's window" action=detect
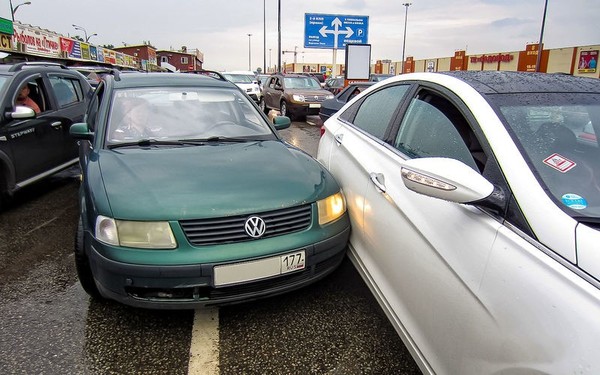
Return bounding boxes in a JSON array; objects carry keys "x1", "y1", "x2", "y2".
[
  {"x1": 18, "y1": 78, "x2": 48, "y2": 113},
  {"x1": 49, "y1": 76, "x2": 83, "y2": 107}
]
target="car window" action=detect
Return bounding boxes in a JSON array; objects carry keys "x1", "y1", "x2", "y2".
[
  {"x1": 16, "y1": 77, "x2": 48, "y2": 113},
  {"x1": 49, "y1": 75, "x2": 82, "y2": 107},
  {"x1": 106, "y1": 87, "x2": 274, "y2": 144},
  {"x1": 494, "y1": 93, "x2": 600, "y2": 218},
  {"x1": 394, "y1": 90, "x2": 480, "y2": 171},
  {"x1": 349, "y1": 84, "x2": 410, "y2": 140},
  {"x1": 283, "y1": 77, "x2": 320, "y2": 89}
]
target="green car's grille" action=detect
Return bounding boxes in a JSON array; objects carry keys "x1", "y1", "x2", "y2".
[{"x1": 180, "y1": 204, "x2": 312, "y2": 246}]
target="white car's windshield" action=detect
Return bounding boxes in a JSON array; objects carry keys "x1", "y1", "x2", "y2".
[
  {"x1": 106, "y1": 87, "x2": 274, "y2": 145},
  {"x1": 496, "y1": 93, "x2": 600, "y2": 219},
  {"x1": 223, "y1": 74, "x2": 253, "y2": 84}
]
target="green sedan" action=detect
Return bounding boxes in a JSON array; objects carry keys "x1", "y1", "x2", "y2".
[{"x1": 70, "y1": 71, "x2": 350, "y2": 309}]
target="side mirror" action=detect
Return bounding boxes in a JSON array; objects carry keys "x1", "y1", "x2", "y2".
[
  {"x1": 400, "y1": 157, "x2": 504, "y2": 211},
  {"x1": 6, "y1": 105, "x2": 35, "y2": 120},
  {"x1": 70, "y1": 122, "x2": 94, "y2": 141},
  {"x1": 272, "y1": 115, "x2": 291, "y2": 130}
]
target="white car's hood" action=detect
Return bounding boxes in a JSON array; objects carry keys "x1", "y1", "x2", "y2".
[{"x1": 576, "y1": 223, "x2": 600, "y2": 281}]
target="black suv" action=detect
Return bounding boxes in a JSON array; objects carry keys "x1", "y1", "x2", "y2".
[{"x1": 0, "y1": 62, "x2": 92, "y2": 209}]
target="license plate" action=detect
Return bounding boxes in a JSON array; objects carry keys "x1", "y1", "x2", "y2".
[
  {"x1": 214, "y1": 250, "x2": 306, "y2": 287},
  {"x1": 309, "y1": 103, "x2": 321, "y2": 108}
]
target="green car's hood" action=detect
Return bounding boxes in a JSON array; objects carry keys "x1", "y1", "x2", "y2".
[{"x1": 96, "y1": 141, "x2": 336, "y2": 220}]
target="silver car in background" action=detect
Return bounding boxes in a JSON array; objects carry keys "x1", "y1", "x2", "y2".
[{"x1": 317, "y1": 71, "x2": 600, "y2": 374}]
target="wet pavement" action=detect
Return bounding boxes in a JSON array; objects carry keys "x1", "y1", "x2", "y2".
[{"x1": 0, "y1": 117, "x2": 421, "y2": 374}]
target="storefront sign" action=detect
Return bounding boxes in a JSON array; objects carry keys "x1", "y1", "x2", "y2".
[
  {"x1": 470, "y1": 54, "x2": 514, "y2": 63},
  {"x1": 13, "y1": 23, "x2": 60, "y2": 58},
  {"x1": 578, "y1": 50, "x2": 598, "y2": 73}
]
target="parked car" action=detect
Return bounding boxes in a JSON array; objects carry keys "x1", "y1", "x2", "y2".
[
  {"x1": 319, "y1": 82, "x2": 374, "y2": 123},
  {"x1": 68, "y1": 65, "x2": 111, "y2": 88},
  {"x1": 299, "y1": 72, "x2": 326, "y2": 87},
  {"x1": 70, "y1": 71, "x2": 350, "y2": 309},
  {"x1": 0, "y1": 61, "x2": 92, "y2": 210},
  {"x1": 317, "y1": 71, "x2": 600, "y2": 373},
  {"x1": 368, "y1": 73, "x2": 394, "y2": 82},
  {"x1": 323, "y1": 77, "x2": 345, "y2": 95},
  {"x1": 260, "y1": 73, "x2": 333, "y2": 120},
  {"x1": 221, "y1": 72, "x2": 262, "y2": 103}
]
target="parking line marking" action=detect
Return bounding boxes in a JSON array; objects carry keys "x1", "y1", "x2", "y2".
[{"x1": 188, "y1": 307, "x2": 220, "y2": 375}]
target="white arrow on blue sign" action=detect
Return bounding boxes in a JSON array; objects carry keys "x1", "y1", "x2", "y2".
[{"x1": 304, "y1": 13, "x2": 369, "y2": 49}]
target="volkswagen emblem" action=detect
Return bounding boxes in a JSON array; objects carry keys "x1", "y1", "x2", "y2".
[{"x1": 244, "y1": 216, "x2": 266, "y2": 238}]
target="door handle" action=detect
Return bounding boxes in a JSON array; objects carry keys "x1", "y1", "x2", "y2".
[
  {"x1": 334, "y1": 133, "x2": 344, "y2": 145},
  {"x1": 369, "y1": 172, "x2": 386, "y2": 193},
  {"x1": 51, "y1": 121, "x2": 62, "y2": 129}
]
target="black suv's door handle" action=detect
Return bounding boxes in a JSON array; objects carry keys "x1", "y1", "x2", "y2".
[{"x1": 51, "y1": 121, "x2": 62, "y2": 129}]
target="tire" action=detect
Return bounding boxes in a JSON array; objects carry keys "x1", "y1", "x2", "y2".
[
  {"x1": 280, "y1": 101, "x2": 293, "y2": 120},
  {"x1": 75, "y1": 216, "x2": 101, "y2": 298},
  {"x1": 259, "y1": 98, "x2": 268, "y2": 114}
]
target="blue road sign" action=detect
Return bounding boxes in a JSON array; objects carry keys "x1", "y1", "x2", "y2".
[{"x1": 304, "y1": 13, "x2": 369, "y2": 49}]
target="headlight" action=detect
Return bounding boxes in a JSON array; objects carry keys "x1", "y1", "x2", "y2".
[
  {"x1": 317, "y1": 191, "x2": 346, "y2": 225},
  {"x1": 292, "y1": 94, "x2": 306, "y2": 102},
  {"x1": 325, "y1": 94, "x2": 334, "y2": 99},
  {"x1": 95, "y1": 215, "x2": 177, "y2": 249}
]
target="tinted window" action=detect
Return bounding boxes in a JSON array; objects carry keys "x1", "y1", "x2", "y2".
[
  {"x1": 394, "y1": 90, "x2": 480, "y2": 171},
  {"x1": 49, "y1": 76, "x2": 82, "y2": 107},
  {"x1": 351, "y1": 84, "x2": 409, "y2": 140}
]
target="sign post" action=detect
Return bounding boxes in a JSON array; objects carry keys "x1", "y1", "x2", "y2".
[{"x1": 304, "y1": 13, "x2": 368, "y2": 77}]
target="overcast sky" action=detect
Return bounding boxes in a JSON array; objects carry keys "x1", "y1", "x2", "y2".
[{"x1": 4, "y1": 0, "x2": 599, "y2": 71}]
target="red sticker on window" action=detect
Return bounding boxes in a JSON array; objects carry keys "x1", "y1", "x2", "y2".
[{"x1": 543, "y1": 153, "x2": 576, "y2": 173}]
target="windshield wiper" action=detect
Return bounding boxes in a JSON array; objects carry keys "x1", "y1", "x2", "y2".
[
  {"x1": 108, "y1": 139, "x2": 187, "y2": 149},
  {"x1": 183, "y1": 136, "x2": 252, "y2": 143}
]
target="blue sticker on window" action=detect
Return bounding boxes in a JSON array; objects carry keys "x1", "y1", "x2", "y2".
[{"x1": 561, "y1": 193, "x2": 588, "y2": 210}]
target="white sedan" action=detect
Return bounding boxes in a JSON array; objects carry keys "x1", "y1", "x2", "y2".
[{"x1": 317, "y1": 71, "x2": 600, "y2": 374}]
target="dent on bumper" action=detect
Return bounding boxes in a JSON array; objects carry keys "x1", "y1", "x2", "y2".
[{"x1": 88, "y1": 227, "x2": 350, "y2": 309}]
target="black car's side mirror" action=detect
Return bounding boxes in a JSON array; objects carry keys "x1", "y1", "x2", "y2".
[{"x1": 7, "y1": 105, "x2": 36, "y2": 120}]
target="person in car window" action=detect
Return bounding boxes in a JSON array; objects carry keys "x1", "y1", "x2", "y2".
[
  {"x1": 16, "y1": 83, "x2": 41, "y2": 114},
  {"x1": 111, "y1": 97, "x2": 151, "y2": 140}
]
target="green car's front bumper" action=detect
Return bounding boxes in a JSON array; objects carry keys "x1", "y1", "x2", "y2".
[{"x1": 86, "y1": 223, "x2": 350, "y2": 309}]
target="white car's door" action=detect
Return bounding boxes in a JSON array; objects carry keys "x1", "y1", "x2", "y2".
[{"x1": 318, "y1": 84, "x2": 411, "y2": 259}]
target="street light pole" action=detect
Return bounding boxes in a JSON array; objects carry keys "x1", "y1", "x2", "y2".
[
  {"x1": 535, "y1": 0, "x2": 549, "y2": 72},
  {"x1": 10, "y1": 0, "x2": 31, "y2": 21},
  {"x1": 401, "y1": 3, "x2": 412, "y2": 74},
  {"x1": 72, "y1": 24, "x2": 96, "y2": 43},
  {"x1": 247, "y1": 33, "x2": 252, "y2": 71}
]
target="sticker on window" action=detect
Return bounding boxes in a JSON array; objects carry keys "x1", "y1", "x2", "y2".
[
  {"x1": 561, "y1": 193, "x2": 588, "y2": 210},
  {"x1": 543, "y1": 153, "x2": 576, "y2": 173}
]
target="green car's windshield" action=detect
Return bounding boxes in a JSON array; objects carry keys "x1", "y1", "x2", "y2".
[
  {"x1": 494, "y1": 93, "x2": 600, "y2": 219},
  {"x1": 106, "y1": 87, "x2": 275, "y2": 146}
]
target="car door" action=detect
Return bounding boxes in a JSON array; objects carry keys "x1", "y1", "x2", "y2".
[
  {"x1": 319, "y1": 83, "x2": 412, "y2": 265},
  {"x1": 363, "y1": 87, "x2": 506, "y2": 373},
  {"x1": 3, "y1": 74, "x2": 67, "y2": 184},
  {"x1": 46, "y1": 73, "x2": 90, "y2": 163}
]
